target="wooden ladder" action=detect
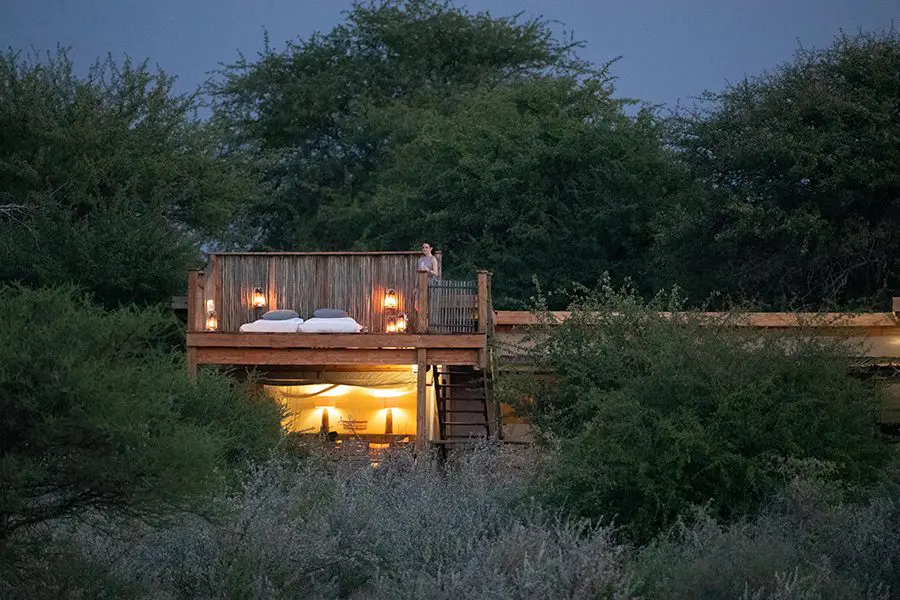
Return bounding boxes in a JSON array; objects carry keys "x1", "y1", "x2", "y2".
[{"x1": 433, "y1": 366, "x2": 490, "y2": 447}]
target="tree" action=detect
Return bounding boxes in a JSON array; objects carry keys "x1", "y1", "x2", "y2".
[
  {"x1": 506, "y1": 281, "x2": 890, "y2": 541},
  {"x1": 655, "y1": 30, "x2": 900, "y2": 309},
  {"x1": 0, "y1": 286, "x2": 284, "y2": 541},
  {"x1": 210, "y1": 0, "x2": 595, "y2": 250},
  {"x1": 359, "y1": 79, "x2": 682, "y2": 305},
  {"x1": 0, "y1": 48, "x2": 260, "y2": 307}
]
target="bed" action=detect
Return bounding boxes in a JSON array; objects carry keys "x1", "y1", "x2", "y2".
[{"x1": 238, "y1": 316, "x2": 363, "y2": 334}]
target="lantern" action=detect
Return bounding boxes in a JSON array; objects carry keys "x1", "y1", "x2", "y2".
[
  {"x1": 205, "y1": 310, "x2": 218, "y2": 331},
  {"x1": 386, "y1": 316, "x2": 397, "y2": 333},
  {"x1": 383, "y1": 288, "x2": 398, "y2": 310},
  {"x1": 396, "y1": 312, "x2": 408, "y2": 333},
  {"x1": 252, "y1": 287, "x2": 266, "y2": 309}
]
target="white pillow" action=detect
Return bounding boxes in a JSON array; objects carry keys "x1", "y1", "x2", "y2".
[{"x1": 299, "y1": 317, "x2": 362, "y2": 333}]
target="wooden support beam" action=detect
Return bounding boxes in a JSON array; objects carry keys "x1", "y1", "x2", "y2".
[
  {"x1": 416, "y1": 348, "x2": 427, "y2": 453},
  {"x1": 187, "y1": 270, "x2": 201, "y2": 333},
  {"x1": 187, "y1": 332, "x2": 486, "y2": 349},
  {"x1": 267, "y1": 256, "x2": 276, "y2": 311},
  {"x1": 186, "y1": 347, "x2": 198, "y2": 382},
  {"x1": 195, "y1": 347, "x2": 480, "y2": 366},
  {"x1": 477, "y1": 270, "x2": 492, "y2": 368},
  {"x1": 417, "y1": 270, "x2": 429, "y2": 333}
]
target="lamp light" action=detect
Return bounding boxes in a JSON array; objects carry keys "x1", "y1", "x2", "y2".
[
  {"x1": 205, "y1": 310, "x2": 218, "y2": 331},
  {"x1": 252, "y1": 287, "x2": 266, "y2": 309},
  {"x1": 385, "y1": 408, "x2": 394, "y2": 434},
  {"x1": 386, "y1": 316, "x2": 397, "y2": 333},
  {"x1": 383, "y1": 288, "x2": 398, "y2": 310},
  {"x1": 396, "y1": 312, "x2": 408, "y2": 333}
]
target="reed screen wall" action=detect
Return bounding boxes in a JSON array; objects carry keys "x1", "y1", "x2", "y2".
[{"x1": 206, "y1": 252, "x2": 430, "y2": 333}]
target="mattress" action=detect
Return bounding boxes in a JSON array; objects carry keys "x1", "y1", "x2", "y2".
[
  {"x1": 239, "y1": 317, "x2": 304, "y2": 333},
  {"x1": 299, "y1": 317, "x2": 363, "y2": 333}
]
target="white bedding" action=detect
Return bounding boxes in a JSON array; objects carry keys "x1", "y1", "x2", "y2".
[
  {"x1": 299, "y1": 317, "x2": 362, "y2": 333},
  {"x1": 239, "y1": 317, "x2": 304, "y2": 333}
]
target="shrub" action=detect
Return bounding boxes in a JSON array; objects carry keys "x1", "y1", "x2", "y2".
[
  {"x1": 0, "y1": 285, "x2": 284, "y2": 542},
  {"x1": 27, "y1": 446, "x2": 637, "y2": 599},
  {"x1": 504, "y1": 280, "x2": 891, "y2": 541},
  {"x1": 633, "y1": 459, "x2": 900, "y2": 599}
]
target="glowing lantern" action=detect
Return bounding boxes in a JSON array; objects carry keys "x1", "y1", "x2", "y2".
[
  {"x1": 383, "y1": 288, "x2": 398, "y2": 310},
  {"x1": 205, "y1": 310, "x2": 218, "y2": 331},
  {"x1": 396, "y1": 312, "x2": 408, "y2": 333},
  {"x1": 386, "y1": 316, "x2": 397, "y2": 333},
  {"x1": 252, "y1": 287, "x2": 266, "y2": 309}
]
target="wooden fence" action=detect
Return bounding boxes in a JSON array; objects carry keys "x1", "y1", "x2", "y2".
[
  {"x1": 427, "y1": 279, "x2": 478, "y2": 333},
  {"x1": 199, "y1": 252, "x2": 440, "y2": 333}
]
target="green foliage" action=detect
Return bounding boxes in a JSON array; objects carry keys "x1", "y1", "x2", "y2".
[
  {"x1": 359, "y1": 80, "x2": 681, "y2": 305},
  {"x1": 656, "y1": 30, "x2": 900, "y2": 309},
  {"x1": 633, "y1": 460, "x2": 900, "y2": 599},
  {"x1": 506, "y1": 280, "x2": 890, "y2": 541},
  {"x1": 0, "y1": 286, "x2": 283, "y2": 540},
  {"x1": 0, "y1": 48, "x2": 259, "y2": 306}
]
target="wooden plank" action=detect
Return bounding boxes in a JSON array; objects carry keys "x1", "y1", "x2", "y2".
[
  {"x1": 477, "y1": 271, "x2": 489, "y2": 334},
  {"x1": 187, "y1": 270, "x2": 200, "y2": 332},
  {"x1": 417, "y1": 270, "x2": 429, "y2": 333},
  {"x1": 196, "y1": 347, "x2": 480, "y2": 367},
  {"x1": 494, "y1": 310, "x2": 900, "y2": 329},
  {"x1": 198, "y1": 347, "x2": 418, "y2": 365},
  {"x1": 186, "y1": 347, "x2": 198, "y2": 382},
  {"x1": 187, "y1": 333, "x2": 486, "y2": 349},
  {"x1": 416, "y1": 348, "x2": 427, "y2": 452},
  {"x1": 267, "y1": 256, "x2": 276, "y2": 311}
]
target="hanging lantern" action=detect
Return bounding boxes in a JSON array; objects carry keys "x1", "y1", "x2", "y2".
[
  {"x1": 252, "y1": 287, "x2": 266, "y2": 309},
  {"x1": 383, "y1": 288, "x2": 398, "y2": 310},
  {"x1": 396, "y1": 312, "x2": 408, "y2": 333},
  {"x1": 386, "y1": 316, "x2": 397, "y2": 333},
  {"x1": 205, "y1": 310, "x2": 218, "y2": 331}
]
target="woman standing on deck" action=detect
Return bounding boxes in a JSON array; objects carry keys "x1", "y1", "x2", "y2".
[{"x1": 414, "y1": 242, "x2": 440, "y2": 312}]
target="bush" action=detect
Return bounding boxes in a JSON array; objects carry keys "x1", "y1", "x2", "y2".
[
  {"x1": 16, "y1": 446, "x2": 637, "y2": 599},
  {"x1": 0, "y1": 285, "x2": 284, "y2": 542},
  {"x1": 505, "y1": 280, "x2": 891, "y2": 541},
  {"x1": 633, "y1": 459, "x2": 900, "y2": 599}
]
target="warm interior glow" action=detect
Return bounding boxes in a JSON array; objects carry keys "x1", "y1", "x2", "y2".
[
  {"x1": 269, "y1": 382, "x2": 418, "y2": 436},
  {"x1": 396, "y1": 312, "x2": 408, "y2": 333},
  {"x1": 205, "y1": 311, "x2": 218, "y2": 331},
  {"x1": 383, "y1": 288, "x2": 398, "y2": 310},
  {"x1": 386, "y1": 316, "x2": 397, "y2": 333},
  {"x1": 252, "y1": 287, "x2": 266, "y2": 309}
]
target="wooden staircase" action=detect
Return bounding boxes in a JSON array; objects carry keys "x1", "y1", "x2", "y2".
[{"x1": 433, "y1": 366, "x2": 491, "y2": 447}]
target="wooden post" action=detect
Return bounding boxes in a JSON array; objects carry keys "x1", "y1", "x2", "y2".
[
  {"x1": 892, "y1": 297, "x2": 900, "y2": 319},
  {"x1": 267, "y1": 256, "x2": 276, "y2": 311},
  {"x1": 476, "y1": 271, "x2": 492, "y2": 368},
  {"x1": 186, "y1": 347, "x2": 198, "y2": 383},
  {"x1": 416, "y1": 348, "x2": 428, "y2": 453},
  {"x1": 417, "y1": 270, "x2": 429, "y2": 333},
  {"x1": 187, "y1": 269, "x2": 207, "y2": 332},
  {"x1": 434, "y1": 250, "x2": 443, "y2": 277}
]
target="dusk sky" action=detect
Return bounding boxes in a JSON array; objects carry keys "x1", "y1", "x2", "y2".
[{"x1": 2, "y1": 0, "x2": 897, "y2": 111}]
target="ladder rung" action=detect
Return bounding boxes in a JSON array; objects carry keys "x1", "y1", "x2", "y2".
[
  {"x1": 443, "y1": 421, "x2": 489, "y2": 426},
  {"x1": 443, "y1": 409, "x2": 487, "y2": 414}
]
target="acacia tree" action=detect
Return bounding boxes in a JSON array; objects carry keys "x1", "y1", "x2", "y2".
[
  {"x1": 210, "y1": 0, "x2": 595, "y2": 248},
  {"x1": 655, "y1": 30, "x2": 900, "y2": 309},
  {"x1": 0, "y1": 286, "x2": 284, "y2": 541},
  {"x1": 0, "y1": 48, "x2": 260, "y2": 307},
  {"x1": 212, "y1": 0, "x2": 682, "y2": 304}
]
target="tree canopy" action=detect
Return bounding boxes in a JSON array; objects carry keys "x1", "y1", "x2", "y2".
[
  {"x1": 655, "y1": 30, "x2": 900, "y2": 309},
  {"x1": 0, "y1": 48, "x2": 259, "y2": 307}
]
